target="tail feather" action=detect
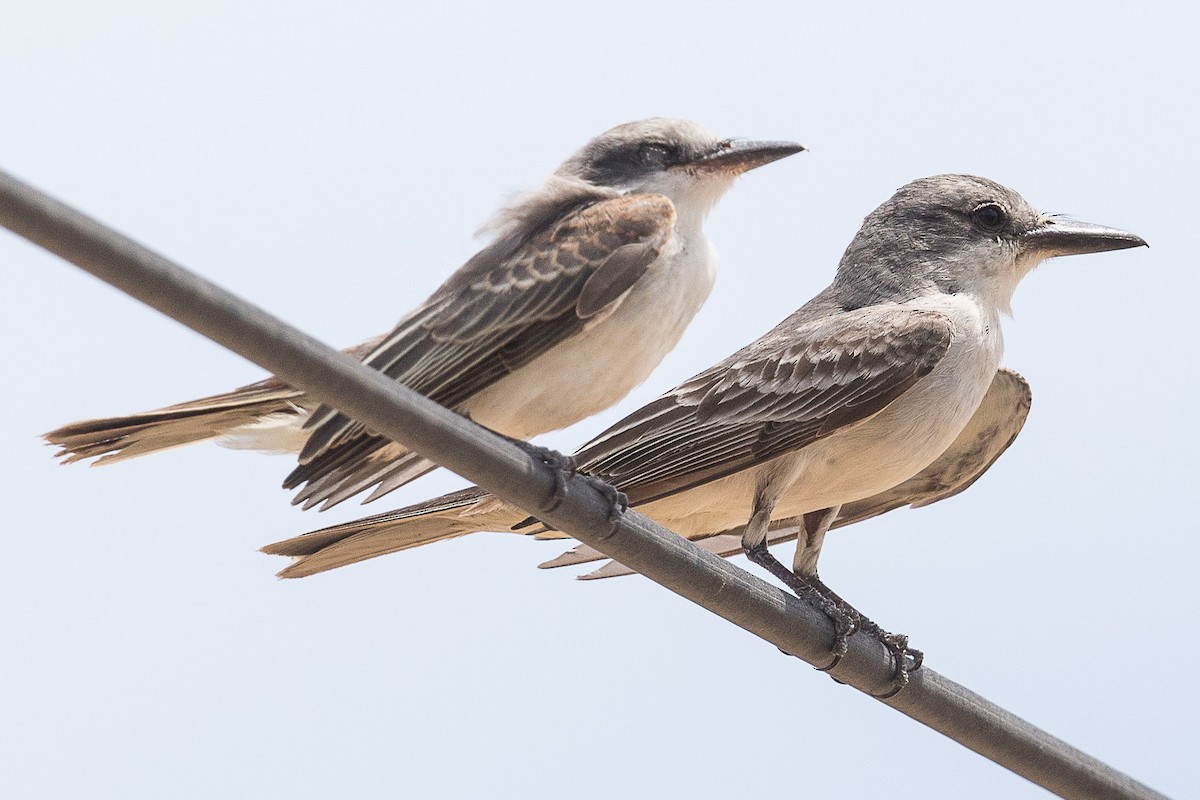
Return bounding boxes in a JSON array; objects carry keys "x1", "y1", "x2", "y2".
[
  {"x1": 262, "y1": 487, "x2": 526, "y2": 578},
  {"x1": 45, "y1": 378, "x2": 308, "y2": 465},
  {"x1": 44, "y1": 336, "x2": 389, "y2": 468},
  {"x1": 288, "y1": 445, "x2": 438, "y2": 511},
  {"x1": 360, "y1": 457, "x2": 439, "y2": 504}
]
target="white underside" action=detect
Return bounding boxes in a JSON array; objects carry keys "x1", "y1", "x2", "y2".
[{"x1": 461, "y1": 227, "x2": 716, "y2": 438}]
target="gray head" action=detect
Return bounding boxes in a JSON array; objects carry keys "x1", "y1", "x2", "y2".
[
  {"x1": 556, "y1": 118, "x2": 804, "y2": 222},
  {"x1": 833, "y1": 174, "x2": 1146, "y2": 313}
]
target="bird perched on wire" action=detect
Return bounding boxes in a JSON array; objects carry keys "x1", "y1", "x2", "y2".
[
  {"x1": 538, "y1": 365, "x2": 1032, "y2": 579},
  {"x1": 262, "y1": 174, "x2": 1145, "y2": 687},
  {"x1": 45, "y1": 118, "x2": 803, "y2": 511}
]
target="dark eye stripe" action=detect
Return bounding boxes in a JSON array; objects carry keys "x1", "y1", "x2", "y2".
[{"x1": 585, "y1": 142, "x2": 681, "y2": 185}]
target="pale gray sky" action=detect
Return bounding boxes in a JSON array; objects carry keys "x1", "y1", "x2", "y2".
[{"x1": 2, "y1": 2, "x2": 1195, "y2": 798}]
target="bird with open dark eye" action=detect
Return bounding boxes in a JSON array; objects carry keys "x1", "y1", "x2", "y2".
[
  {"x1": 45, "y1": 118, "x2": 803, "y2": 512},
  {"x1": 972, "y1": 202, "x2": 1008, "y2": 232}
]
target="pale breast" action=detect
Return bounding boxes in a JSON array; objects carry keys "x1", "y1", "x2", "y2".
[
  {"x1": 639, "y1": 293, "x2": 1006, "y2": 536},
  {"x1": 777, "y1": 295, "x2": 1004, "y2": 515},
  {"x1": 464, "y1": 232, "x2": 718, "y2": 438}
]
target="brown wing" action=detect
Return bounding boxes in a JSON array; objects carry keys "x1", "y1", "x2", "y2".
[
  {"x1": 284, "y1": 193, "x2": 676, "y2": 509},
  {"x1": 575, "y1": 305, "x2": 957, "y2": 505}
]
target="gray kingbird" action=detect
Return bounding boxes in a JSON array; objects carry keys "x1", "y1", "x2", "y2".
[
  {"x1": 263, "y1": 174, "x2": 1145, "y2": 687},
  {"x1": 45, "y1": 118, "x2": 803, "y2": 511}
]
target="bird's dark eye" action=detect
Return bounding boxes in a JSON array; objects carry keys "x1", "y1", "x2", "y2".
[{"x1": 972, "y1": 203, "x2": 1008, "y2": 233}]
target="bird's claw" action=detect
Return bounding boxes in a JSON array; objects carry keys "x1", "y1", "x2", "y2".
[
  {"x1": 743, "y1": 544, "x2": 858, "y2": 671},
  {"x1": 577, "y1": 473, "x2": 628, "y2": 526},
  {"x1": 870, "y1": 630, "x2": 923, "y2": 699},
  {"x1": 814, "y1": 602, "x2": 858, "y2": 671},
  {"x1": 513, "y1": 442, "x2": 577, "y2": 513},
  {"x1": 742, "y1": 543, "x2": 921, "y2": 688}
]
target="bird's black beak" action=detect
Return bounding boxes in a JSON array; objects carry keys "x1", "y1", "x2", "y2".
[
  {"x1": 1021, "y1": 216, "x2": 1147, "y2": 258},
  {"x1": 682, "y1": 139, "x2": 806, "y2": 175}
]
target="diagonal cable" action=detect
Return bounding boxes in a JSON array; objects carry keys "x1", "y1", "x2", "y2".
[{"x1": 0, "y1": 168, "x2": 1167, "y2": 800}]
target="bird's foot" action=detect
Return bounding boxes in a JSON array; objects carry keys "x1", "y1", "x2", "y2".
[
  {"x1": 852, "y1": 616, "x2": 923, "y2": 698},
  {"x1": 745, "y1": 549, "x2": 922, "y2": 692},
  {"x1": 812, "y1": 602, "x2": 858, "y2": 672},
  {"x1": 744, "y1": 543, "x2": 858, "y2": 668},
  {"x1": 803, "y1": 574, "x2": 922, "y2": 696},
  {"x1": 575, "y1": 473, "x2": 628, "y2": 527},
  {"x1": 511, "y1": 441, "x2": 577, "y2": 512}
]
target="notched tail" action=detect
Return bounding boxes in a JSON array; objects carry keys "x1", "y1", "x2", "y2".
[
  {"x1": 44, "y1": 381, "x2": 306, "y2": 465},
  {"x1": 262, "y1": 487, "x2": 525, "y2": 579}
]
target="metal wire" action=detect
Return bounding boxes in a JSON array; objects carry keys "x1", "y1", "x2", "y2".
[{"x1": 0, "y1": 168, "x2": 1169, "y2": 800}]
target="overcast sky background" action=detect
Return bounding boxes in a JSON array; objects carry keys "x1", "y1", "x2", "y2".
[{"x1": 2, "y1": 3, "x2": 1195, "y2": 798}]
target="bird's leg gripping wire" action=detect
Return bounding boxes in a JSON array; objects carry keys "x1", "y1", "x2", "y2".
[
  {"x1": 744, "y1": 542, "x2": 858, "y2": 667},
  {"x1": 505, "y1": 439, "x2": 627, "y2": 526},
  {"x1": 744, "y1": 543, "x2": 921, "y2": 696},
  {"x1": 507, "y1": 440, "x2": 578, "y2": 512},
  {"x1": 803, "y1": 572, "x2": 923, "y2": 697},
  {"x1": 576, "y1": 473, "x2": 628, "y2": 529}
]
